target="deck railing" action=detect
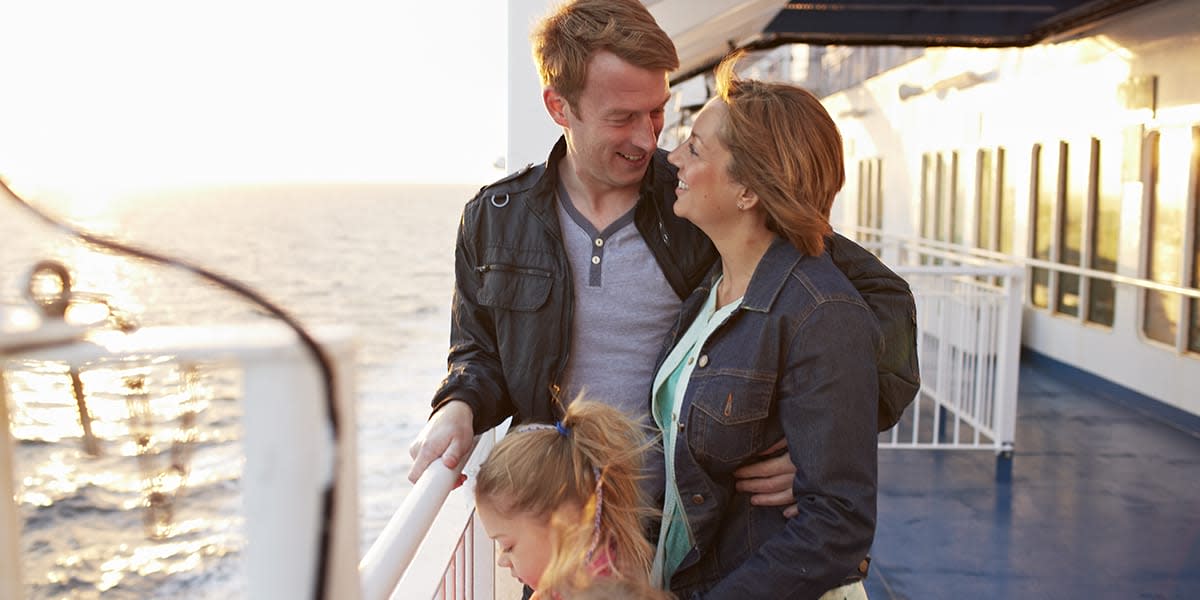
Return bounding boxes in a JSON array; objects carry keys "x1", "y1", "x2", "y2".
[
  {"x1": 847, "y1": 227, "x2": 1025, "y2": 455},
  {"x1": 360, "y1": 427, "x2": 501, "y2": 600},
  {"x1": 1, "y1": 320, "x2": 360, "y2": 600}
]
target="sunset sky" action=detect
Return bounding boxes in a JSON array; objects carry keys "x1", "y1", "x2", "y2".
[{"x1": 0, "y1": 1, "x2": 509, "y2": 198}]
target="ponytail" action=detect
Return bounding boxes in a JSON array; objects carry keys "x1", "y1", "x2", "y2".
[{"x1": 474, "y1": 398, "x2": 655, "y2": 594}]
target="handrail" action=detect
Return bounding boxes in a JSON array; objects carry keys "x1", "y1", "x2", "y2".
[
  {"x1": 359, "y1": 436, "x2": 480, "y2": 600},
  {"x1": 844, "y1": 225, "x2": 1200, "y2": 300},
  {"x1": 2, "y1": 322, "x2": 359, "y2": 599},
  {"x1": 891, "y1": 264, "x2": 1023, "y2": 277}
]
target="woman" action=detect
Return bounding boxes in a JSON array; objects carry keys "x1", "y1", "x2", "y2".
[{"x1": 650, "y1": 52, "x2": 880, "y2": 600}]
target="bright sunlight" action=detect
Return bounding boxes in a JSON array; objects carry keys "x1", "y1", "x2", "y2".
[{"x1": 0, "y1": 1, "x2": 508, "y2": 204}]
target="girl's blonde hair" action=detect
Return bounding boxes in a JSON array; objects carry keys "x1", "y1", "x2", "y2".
[{"x1": 474, "y1": 399, "x2": 654, "y2": 595}]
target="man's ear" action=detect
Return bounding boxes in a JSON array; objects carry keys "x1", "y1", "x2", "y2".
[{"x1": 544, "y1": 88, "x2": 570, "y2": 127}]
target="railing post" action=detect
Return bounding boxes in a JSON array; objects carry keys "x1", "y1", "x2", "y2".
[
  {"x1": 993, "y1": 267, "x2": 1024, "y2": 457},
  {"x1": 238, "y1": 329, "x2": 360, "y2": 599},
  {"x1": 471, "y1": 430, "x2": 496, "y2": 600},
  {"x1": 360, "y1": 435, "x2": 480, "y2": 600},
  {"x1": 0, "y1": 376, "x2": 23, "y2": 600}
]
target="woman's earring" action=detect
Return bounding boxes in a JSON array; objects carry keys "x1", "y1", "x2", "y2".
[{"x1": 737, "y1": 201, "x2": 747, "y2": 210}]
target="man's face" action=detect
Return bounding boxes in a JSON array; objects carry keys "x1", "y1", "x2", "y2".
[{"x1": 549, "y1": 51, "x2": 671, "y2": 195}]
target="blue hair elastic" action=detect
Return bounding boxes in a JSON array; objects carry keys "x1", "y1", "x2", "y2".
[{"x1": 512, "y1": 421, "x2": 570, "y2": 437}]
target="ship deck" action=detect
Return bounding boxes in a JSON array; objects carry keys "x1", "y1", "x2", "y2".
[{"x1": 865, "y1": 352, "x2": 1200, "y2": 599}]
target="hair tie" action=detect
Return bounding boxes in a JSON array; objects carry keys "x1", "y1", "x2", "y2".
[{"x1": 512, "y1": 421, "x2": 571, "y2": 438}]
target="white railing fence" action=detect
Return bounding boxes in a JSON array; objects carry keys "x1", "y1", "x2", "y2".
[
  {"x1": 360, "y1": 427, "x2": 501, "y2": 600},
  {"x1": 1, "y1": 321, "x2": 359, "y2": 600},
  {"x1": 846, "y1": 227, "x2": 1024, "y2": 455}
]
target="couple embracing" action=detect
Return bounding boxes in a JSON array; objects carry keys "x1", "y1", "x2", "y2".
[{"x1": 407, "y1": 2, "x2": 918, "y2": 599}]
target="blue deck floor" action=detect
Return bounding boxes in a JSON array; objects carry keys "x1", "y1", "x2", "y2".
[{"x1": 863, "y1": 353, "x2": 1200, "y2": 600}]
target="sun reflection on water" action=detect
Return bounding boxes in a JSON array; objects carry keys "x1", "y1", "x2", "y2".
[{"x1": 4, "y1": 354, "x2": 247, "y2": 598}]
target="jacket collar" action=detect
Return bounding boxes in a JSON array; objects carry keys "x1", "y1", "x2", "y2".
[
  {"x1": 739, "y1": 237, "x2": 807, "y2": 313},
  {"x1": 527, "y1": 136, "x2": 663, "y2": 221}
]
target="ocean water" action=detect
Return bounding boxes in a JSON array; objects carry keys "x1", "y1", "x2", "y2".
[{"x1": 1, "y1": 182, "x2": 473, "y2": 598}]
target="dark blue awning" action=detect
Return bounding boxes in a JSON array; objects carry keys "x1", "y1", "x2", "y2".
[
  {"x1": 760, "y1": 0, "x2": 1156, "y2": 46},
  {"x1": 665, "y1": 0, "x2": 1161, "y2": 82}
]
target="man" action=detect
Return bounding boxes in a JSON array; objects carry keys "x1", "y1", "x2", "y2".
[{"x1": 408, "y1": 0, "x2": 916, "y2": 511}]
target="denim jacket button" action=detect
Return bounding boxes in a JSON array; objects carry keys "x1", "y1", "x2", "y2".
[
  {"x1": 697, "y1": 354, "x2": 709, "y2": 368},
  {"x1": 691, "y1": 494, "x2": 704, "y2": 505}
]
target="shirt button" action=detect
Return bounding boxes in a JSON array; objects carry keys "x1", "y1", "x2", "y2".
[
  {"x1": 698, "y1": 355, "x2": 709, "y2": 368},
  {"x1": 591, "y1": 256, "x2": 600, "y2": 265},
  {"x1": 691, "y1": 494, "x2": 704, "y2": 505},
  {"x1": 677, "y1": 421, "x2": 685, "y2": 431},
  {"x1": 595, "y1": 238, "x2": 604, "y2": 247},
  {"x1": 686, "y1": 356, "x2": 694, "y2": 365}
]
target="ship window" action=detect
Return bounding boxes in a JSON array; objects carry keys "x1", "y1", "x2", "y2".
[
  {"x1": 998, "y1": 147, "x2": 1015, "y2": 254},
  {"x1": 1087, "y1": 136, "x2": 1122, "y2": 327},
  {"x1": 1031, "y1": 143, "x2": 1062, "y2": 308},
  {"x1": 1055, "y1": 140, "x2": 1090, "y2": 317},
  {"x1": 976, "y1": 149, "x2": 995, "y2": 251},
  {"x1": 1189, "y1": 127, "x2": 1200, "y2": 353},
  {"x1": 936, "y1": 153, "x2": 948, "y2": 242},
  {"x1": 1143, "y1": 127, "x2": 1194, "y2": 347},
  {"x1": 920, "y1": 152, "x2": 943, "y2": 264},
  {"x1": 950, "y1": 151, "x2": 967, "y2": 245},
  {"x1": 921, "y1": 151, "x2": 960, "y2": 241},
  {"x1": 857, "y1": 158, "x2": 883, "y2": 249},
  {"x1": 921, "y1": 153, "x2": 937, "y2": 240}
]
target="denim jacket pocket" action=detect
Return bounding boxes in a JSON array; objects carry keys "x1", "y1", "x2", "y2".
[
  {"x1": 688, "y1": 373, "x2": 774, "y2": 463},
  {"x1": 475, "y1": 264, "x2": 552, "y2": 312}
]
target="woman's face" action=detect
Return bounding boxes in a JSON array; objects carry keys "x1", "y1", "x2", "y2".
[{"x1": 667, "y1": 98, "x2": 747, "y2": 232}]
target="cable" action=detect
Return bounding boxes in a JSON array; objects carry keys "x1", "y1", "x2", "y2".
[{"x1": 1, "y1": 176, "x2": 339, "y2": 599}]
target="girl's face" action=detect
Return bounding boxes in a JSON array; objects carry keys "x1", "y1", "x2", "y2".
[{"x1": 477, "y1": 500, "x2": 557, "y2": 589}]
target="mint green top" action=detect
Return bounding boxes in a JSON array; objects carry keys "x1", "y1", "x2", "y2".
[{"x1": 650, "y1": 278, "x2": 741, "y2": 588}]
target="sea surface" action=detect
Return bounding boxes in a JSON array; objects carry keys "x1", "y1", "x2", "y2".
[{"x1": 1, "y1": 182, "x2": 472, "y2": 598}]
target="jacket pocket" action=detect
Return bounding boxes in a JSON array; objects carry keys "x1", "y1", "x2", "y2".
[
  {"x1": 687, "y1": 373, "x2": 774, "y2": 463},
  {"x1": 475, "y1": 264, "x2": 552, "y2": 312}
]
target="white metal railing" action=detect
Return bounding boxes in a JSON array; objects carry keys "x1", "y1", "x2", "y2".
[
  {"x1": 846, "y1": 227, "x2": 1025, "y2": 454},
  {"x1": 360, "y1": 420, "x2": 516, "y2": 600},
  {"x1": 1, "y1": 320, "x2": 359, "y2": 600},
  {"x1": 360, "y1": 427, "x2": 500, "y2": 600}
]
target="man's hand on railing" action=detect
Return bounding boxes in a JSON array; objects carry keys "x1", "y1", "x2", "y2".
[
  {"x1": 734, "y1": 438, "x2": 801, "y2": 518},
  {"x1": 408, "y1": 400, "x2": 475, "y2": 483}
]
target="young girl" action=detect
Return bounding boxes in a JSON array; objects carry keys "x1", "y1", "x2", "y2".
[{"x1": 473, "y1": 399, "x2": 655, "y2": 599}]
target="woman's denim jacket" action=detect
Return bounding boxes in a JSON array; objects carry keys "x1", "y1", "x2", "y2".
[{"x1": 657, "y1": 237, "x2": 881, "y2": 600}]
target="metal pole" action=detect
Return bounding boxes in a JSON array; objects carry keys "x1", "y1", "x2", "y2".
[{"x1": 0, "y1": 371, "x2": 25, "y2": 600}]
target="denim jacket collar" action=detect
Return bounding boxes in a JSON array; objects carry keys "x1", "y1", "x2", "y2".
[{"x1": 739, "y1": 236, "x2": 808, "y2": 314}]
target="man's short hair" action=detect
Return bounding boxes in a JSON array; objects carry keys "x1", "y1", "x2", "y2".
[{"x1": 531, "y1": 0, "x2": 679, "y2": 112}]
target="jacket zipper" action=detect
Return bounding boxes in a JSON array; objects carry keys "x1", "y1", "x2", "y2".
[
  {"x1": 474, "y1": 264, "x2": 552, "y2": 278},
  {"x1": 652, "y1": 189, "x2": 670, "y2": 245}
]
